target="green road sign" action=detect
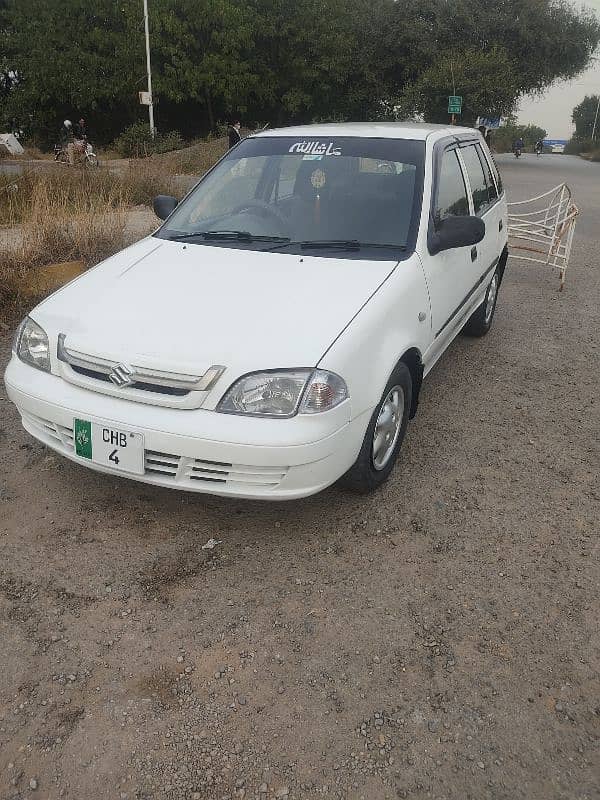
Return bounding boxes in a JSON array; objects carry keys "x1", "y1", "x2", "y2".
[{"x1": 448, "y1": 95, "x2": 462, "y2": 114}]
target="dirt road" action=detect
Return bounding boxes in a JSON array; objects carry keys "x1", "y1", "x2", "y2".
[{"x1": 1, "y1": 155, "x2": 599, "y2": 800}]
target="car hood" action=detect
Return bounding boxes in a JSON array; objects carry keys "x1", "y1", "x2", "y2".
[{"x1": 34, "y1": 238, "x2": 398, "y2": 378}]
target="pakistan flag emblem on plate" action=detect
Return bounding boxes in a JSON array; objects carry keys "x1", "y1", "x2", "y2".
[{"x1": 74, "y1": 419, "x2": 92, "y2": 459}]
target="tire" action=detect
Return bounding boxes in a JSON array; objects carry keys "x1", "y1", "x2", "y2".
[
  {"x1": 462, "y1": 268, "x2": 500, "y2": 337},
  {"x1": 340, "y1": 363, "x2": 412, "y2": 492}
]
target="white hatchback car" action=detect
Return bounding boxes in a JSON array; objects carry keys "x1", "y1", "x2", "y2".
[{"x1": 5, "y1": 123, "x2": 508, "y2": 500}]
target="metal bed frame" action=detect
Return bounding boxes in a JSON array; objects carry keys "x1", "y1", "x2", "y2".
[{"x1": 507, "y1": 183, "x2": 579, "y2": 290}]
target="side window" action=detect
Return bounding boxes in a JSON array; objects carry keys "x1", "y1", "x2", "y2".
[
  {"x1": 487, "y1": 150, "x2": 503, "y2": 196},
  {"x1": 476, "y1": 144, "x2": 498, "y2": 202},
  {"x1": 434, "y1": 149, "x2": 469, "y2": 223},
  {"x1": 460, "y1": 145, "x2": 490, "y2": 216}
]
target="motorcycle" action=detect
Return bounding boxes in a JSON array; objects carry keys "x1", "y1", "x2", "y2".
[
  {"x1": 535, "y1": 144, "x2": 543, "y2": 157},
  {"x1": 82, "y1": 140, "x2": 99, "y2": 167},
  {"x1": 513, "y1": 147, "x2": 522, "y2": 158},
  {"x1": 54, "y1": 143, "x2": 68, "y2": 163},
  {"x1": 53, "y1": 138, "x2": 99, "y2": 167}
]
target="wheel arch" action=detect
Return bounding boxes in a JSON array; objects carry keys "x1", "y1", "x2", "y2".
[
  {"x1": 398, "y1": 347, "x2": 424, "y2": 419},
  {"x1": 497, "y1": 244, "x2": 509, "y2": 284}
]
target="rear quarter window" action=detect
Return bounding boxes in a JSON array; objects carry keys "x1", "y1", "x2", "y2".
[
  {"x1": 483, "y1": 146, "x2": 504, "y2": 196},
  {"x1": 460, "y1": 144, "x2": 492, "y2": 216}
]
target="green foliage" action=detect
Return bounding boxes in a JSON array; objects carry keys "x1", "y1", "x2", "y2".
[
  {"x1": 492, "y1": 123, "x2": 547, "y2": 153},
  {"x1": 571, "y1": 95, "x2": 600, "y2": 140},
  {"x1": 564, "y1": 138, "x2": 589, "y2": 154},
  {"x1": 1, "y1": 0, "x2": 599, "y2": 144},
  {"x1": 401, "y1": 47, "x2": 520, "y2": 124},
  {"x1": 113, "y1": 122, "x2": 184, "y2": 158}
]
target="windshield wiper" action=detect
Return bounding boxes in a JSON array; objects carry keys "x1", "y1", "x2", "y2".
[
  {"x1": 263, "y1": 239, "x2": 407, "y2": 252},
  {"x1": 166, "y1": 230, "x2": 290, "y2": 243},
  {"x1": 302, "y1": 239, "x2": 362, "y2": 251}
]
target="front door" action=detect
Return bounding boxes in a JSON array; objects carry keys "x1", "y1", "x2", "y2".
[{"x1": 421, "y1": 145, "x2": 476, "y2": 369}]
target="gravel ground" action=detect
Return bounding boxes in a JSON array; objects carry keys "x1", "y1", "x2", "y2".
[{"x1": 0, "y1": 154, "x2": 598, "y2": 800}]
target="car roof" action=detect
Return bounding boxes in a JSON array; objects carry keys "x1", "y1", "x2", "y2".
[{"x1": 251, "y1": 122, "x2": 478, "y2": 142}]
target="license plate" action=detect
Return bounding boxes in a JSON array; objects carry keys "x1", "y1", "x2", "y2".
[{"x1": 74, "y1": 418, "x2": 144, "y2": 475}]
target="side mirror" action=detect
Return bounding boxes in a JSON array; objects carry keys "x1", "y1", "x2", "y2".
[
  {"x1": 429, "y1": 215, "x2": 485, "y2": 255},
  {"x1": 153, "y1": 195, "x2": 178, "y2": 220}
]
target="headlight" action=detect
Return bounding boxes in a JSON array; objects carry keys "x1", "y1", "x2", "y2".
[
  {"x1": 14, "y1": 317, "x2": 51, "y2": 372},
  {"x1": 217, "y1": 369, "x2": 348, "y2": 417}
]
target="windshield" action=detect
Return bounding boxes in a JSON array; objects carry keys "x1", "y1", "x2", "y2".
[{"x1": 158, "y1": 135, "x2": 425, "y2": 254}]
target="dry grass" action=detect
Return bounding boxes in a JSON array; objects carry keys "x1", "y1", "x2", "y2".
[
  {"x1": 0, "y1": 174, "x2": 130, "y2": 312},
  {"x1": 0, "y1": 162, "x2": 178, "y2": 227},
  {"x1": 156, "y1": 136, "x2": 228, "y2": 176},
  {"x1": 0, "y1": 137, "x2": 223, "y2": 314}
]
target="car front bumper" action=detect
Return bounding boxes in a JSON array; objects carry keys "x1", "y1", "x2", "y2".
[{"x1": 4, "y1": 357, "x2": 368, "y2": 500}]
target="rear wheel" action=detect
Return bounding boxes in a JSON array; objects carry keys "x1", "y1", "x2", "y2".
[
  {"x1": 340, "y1": 363, "x2": 412, "y2": 492},
  {"x1": 462, "y1": 269, "x2": 499, "y2": 337}
]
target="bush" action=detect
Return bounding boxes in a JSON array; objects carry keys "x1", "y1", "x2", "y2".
[
  {"x1": 113, "y1": 122, "x2": 184, "y2": 158},
  {"x1": 564, "y1": 138, "x2": 594, "y2": 155}
]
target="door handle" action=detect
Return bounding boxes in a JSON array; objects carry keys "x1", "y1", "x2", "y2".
[
  {"x1": 471, "y1": 246, "x2": 478, "y2": 262},
  {"x1": 499, "y1": 219, "x2": 503, "y2": 231}
]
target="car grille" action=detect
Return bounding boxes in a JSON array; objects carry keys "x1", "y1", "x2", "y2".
[
  {"x1": 69, "y1": 364, "x2": 189, "y2": 396},
  {"x1": 56, "y1": 334, "x2": 225, "y2": 410},
  {"x1": 21, "y1": 412, "x2": 288, "y2": 491}
]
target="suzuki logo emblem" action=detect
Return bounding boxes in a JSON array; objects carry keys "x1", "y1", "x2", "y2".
[{"x1": 109, "y1": 363, "x2": 134, "y2": 387}]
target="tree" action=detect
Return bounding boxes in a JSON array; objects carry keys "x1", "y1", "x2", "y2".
[
  {"x1": 399, "y1": 46, "x2": 521, "y2": 124},
  {"x1": 1, "y1": 0, "x2": 599, "y2": 145},
  {"x1": 0, "y1": 0, "x2": 144, "y2": 145},
  {"x1": 492, "y1": 122, "x2": 547, "y2": 153},
  {"x1": 572, "y1": 95, "x2": 600, "y2": 140},
  {"x1": 391, "y1": 0, "x2": 600, "y2": 124}
]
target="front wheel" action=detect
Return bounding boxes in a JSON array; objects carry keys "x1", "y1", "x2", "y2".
[
  {"x1": 462, "y1": 269, "x2": 500, "y2": 337},
  {"x1": 340, "y1": 363, "x2": 412, "y2": 492}
]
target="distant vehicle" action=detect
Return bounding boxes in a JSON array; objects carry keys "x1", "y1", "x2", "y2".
[
  {"x1": 543, "y1": 139, "x2": 567, "y2": 154},
  {"x1": 6, "y1": 122, "x2": 508, "y2": 499}
]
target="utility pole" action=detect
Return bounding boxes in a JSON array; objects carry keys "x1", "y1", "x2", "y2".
[
  {"x1": 142, "y1": 0, "x2": 155, "y2": 138},
  {"x1": 592, "y1": 94, "x2": 600, "y2": 141}
]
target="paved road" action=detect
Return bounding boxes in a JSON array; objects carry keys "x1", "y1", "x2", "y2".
[
  {"x1": 0, "y1": 155, "x2": 598, "y2": 800},
  {"x1": 495, "y1": 152, "x2": 598, "y2": 238}
]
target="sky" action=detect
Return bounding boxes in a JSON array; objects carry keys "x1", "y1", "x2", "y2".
[{"x1": 517, "y1": 0, "x2": 600, "y2": 138}]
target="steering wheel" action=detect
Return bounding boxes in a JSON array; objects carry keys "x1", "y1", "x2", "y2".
[{"x1": 230, "y1": 199, "x2": 289, "y2": 232}]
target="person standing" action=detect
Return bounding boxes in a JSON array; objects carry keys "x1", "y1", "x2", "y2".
[{"x1": 228, "y1": 120, "x2": 242, "y2": 149}]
